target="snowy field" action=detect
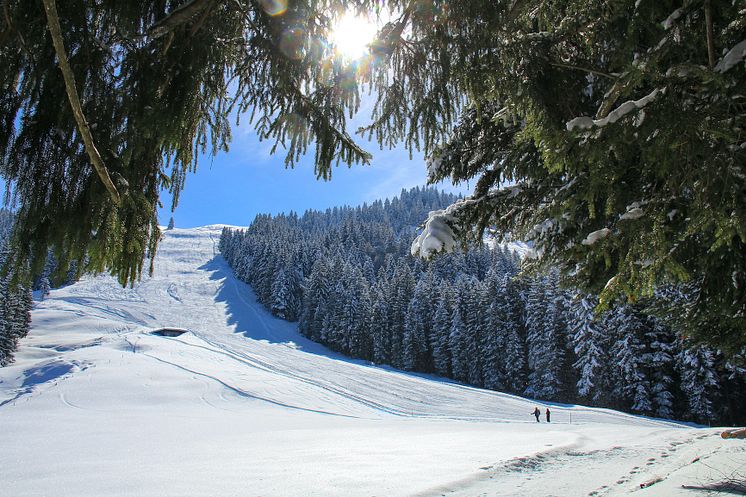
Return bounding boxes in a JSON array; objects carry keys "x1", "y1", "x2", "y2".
[{"x1": 1, "y1": 226, "x2": 743, "y2": 496}]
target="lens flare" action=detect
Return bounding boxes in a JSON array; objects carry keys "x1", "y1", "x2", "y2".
[
  {"x1": 279, "y1": 26, "x2": 306, "y2": 60},
  {"x1": 259, "y1": 0, "x2": 287, "y2": 16},
  {"x1": 329, "y1": 12, "x2": 378, "y2": 60}
]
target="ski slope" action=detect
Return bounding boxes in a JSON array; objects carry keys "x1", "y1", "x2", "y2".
[{"x1": 1, "y1": 226, "x2": 741, "y2": 496}]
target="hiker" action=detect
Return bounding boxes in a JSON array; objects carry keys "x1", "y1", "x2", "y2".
[
  {"x1": 546, "y1": 408, "x2": 551, "y2": 423},
  {"x1": 533, "y1": 407, "x2": 541, "y2": 422}
]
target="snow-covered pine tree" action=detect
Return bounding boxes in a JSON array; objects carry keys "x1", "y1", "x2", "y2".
[
  {"x1": 644, "y1": 317, "x2": 676, "y2": 419},
  {"x1": 311, "y1": 300, "x2": 329, "y2": 343},
  {"x1": 38, "y1": 276, "x2": 51, "y2": 301},
  {"x1": 524, "y1": 277, "x2": 566, "y2": 400},
  {"x1": 323, "y1": 280, "x2": 348, "y2": 352},
  {"x1": 402, "y1": 302, "x2": 421, "y2": 372},
  {"x1": 0, "y1": 271, "x2": 33, "y2": 367},
  {"x1": 430, "y1": 293, "x2": 452, "y2": 377},
  {"x1": 343, "y1": 265, "x2": 373, "y2": 359},
  {"x1": 402, "y1": 279, "x2": 431, "y2": 372},
  {"x1": 270, "y1": 269, "x2": 292, "y2": 320},
  {"x1": 459, "y1": 276, "x2": 485, "y2": 387},
  {"x1": 448, "y1": 306, "x2": 468, "y2": 383},
  {"x1": 609, "y1": 306, "x2": 653, "y2": 415},
  {"x1": 0, "y1": 273, "x2": 12, "y2": 367},
  {"x1": 571, "y1": 294, "x2": 610, "y2": 404},
  {"x1": 370, "y1": 287, "x2": 391, "y2": 366},
  {"x1": 677, "y1": 341, "x2": 719, "y2": 424},
  {"x1": 299, "y1": 258, "x2": 331, "y2": 337},
  {"x1": 0, "y1": 234, "x2": 31, "y2": 366},
  {"x1": 480, "y1": 270, "x2": 508, "y2": 391},
  {"x1": 389, "y1": 261, "x2": 416, "y2": 368},
  {"x1": 501, "y1": 275, "x2": 527, "y2": 394}
]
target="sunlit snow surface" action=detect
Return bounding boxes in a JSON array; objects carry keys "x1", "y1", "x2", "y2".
[{"x1": 1, "y1": 226, "x2": 741, "y2": 496}]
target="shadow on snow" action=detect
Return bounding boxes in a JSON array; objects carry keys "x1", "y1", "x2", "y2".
[{"x1": 197, "y1": 255, "x2": 697, "y2": 428}]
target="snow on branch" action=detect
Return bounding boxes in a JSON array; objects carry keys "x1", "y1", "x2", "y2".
[
  {"x1": 426, "y1": 154, "x2": 444, "y2": 181},
  {"x1": 411, "y1": 207, "x2": 459, "y2": 258},
  {"x1": 581, "y1": 228, "x2": 611, "y2": 246},
  {"x1": 661, "y1": 7, "x2": 685, "y2": 30},
  {"x1": 566, "y1": 88, "x2": 663, "y2": 131},
  {"x1": 715, "y1": 40, "x2": 746, "y2": 73},
  {"x1": 620, "y1": 202, "x2": 645, "y2": 221},
  {"x1": 411, "y1": 185, "x2": 525, "y2": 258},
  {"x1": 620, "y1": 208, "x2": 644, "y2": 220}
]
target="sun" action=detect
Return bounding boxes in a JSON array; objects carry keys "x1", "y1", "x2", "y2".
[{"x1": 329, "y1": 12, "x2": 379, "y2": 60}]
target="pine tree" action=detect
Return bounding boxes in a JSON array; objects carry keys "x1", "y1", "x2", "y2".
[
  {"x1": 430, "y1": 291, "x2": 452, "y2": 377},
  {"x1": 38, "y1": 277, "x2": 51, "y2": 301},
  {"x1": 502, "y1": 276, "x2": 527, "y2": 394},
  {"x1": 677, "y1": 341, "x2": 719, "y2": 424},
  {"x1": 300, "y1": 258, "x2": 331, "y2": 337},
  {"x1": 402, "y1": 280, "x2": 430, "y2": 372},
  {"x1": 609, "y1": 306, "x2": 653, "y2": 415},
  {"x1": 645, "y1": 317, "x2": 676, "y2": 419},
  {"x1": 524, "y1": 277, "x2": 566, "y2": 400},
  {"x1": 0, "y1": 274, "x2": 12, "y2": 366},
  {"x1": 270, "y1": 269, "x2": 292, "y2": 320},
  {"x1": 349, "y1": 287, "x2": 373, "y2": 360},
  {"x1": 370, "y1": 287, "x2": 391, "y2": 365},
  {"x1": 0, "y1": 270, "x2": 32, "y2": 367},
  {"x1": 460, "y1": 278, "x2": 485, "y2": 387},
  {"x1": 402, "y1": 303, "x2": 421, "y2": 372},
  {"x1": 389, "y1": 262, "x2": 416, "y2": 368},
  {"x1": 449, "y1": 307, "x2": 468, "y2": 382},
  {"x1": 571, "y1": 294, "x2": 610, "y2": 404}
]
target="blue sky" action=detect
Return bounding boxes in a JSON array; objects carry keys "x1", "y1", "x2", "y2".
[{"x1": 158, "y1": 102, "x2": 468, "y2": 228}]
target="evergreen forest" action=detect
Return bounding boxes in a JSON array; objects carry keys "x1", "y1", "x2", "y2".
[
  {"x1": 220, "y1": 188, "x2": 746, "y2": 425},
  {"x1": 0, "y1": 211, "x2": 33, "y2": 366}
]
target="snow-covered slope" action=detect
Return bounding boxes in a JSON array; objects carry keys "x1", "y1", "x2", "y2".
[{"x1": 0, "y1": 226, "x2": 740, "y2": 496}]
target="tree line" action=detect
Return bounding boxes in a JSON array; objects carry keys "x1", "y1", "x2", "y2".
[
  {"x1": 0, "y1": 211, "x2": 33, "y2": 366},
  {"x1": 220, "y1": 188, "x2": 746, "y2": 425}
]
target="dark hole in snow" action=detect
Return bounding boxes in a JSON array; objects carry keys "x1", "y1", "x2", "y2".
[{"x1": 150, "y1": 328, "x2": 188, "y2": 337}]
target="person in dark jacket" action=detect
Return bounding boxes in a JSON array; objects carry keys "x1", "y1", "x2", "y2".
[
  {"x1": 546, "y1": 408, "x2": 551, "y2": 423},
  {"x1": 533, "y1": 407, "x2": 541, "y2": 422}
]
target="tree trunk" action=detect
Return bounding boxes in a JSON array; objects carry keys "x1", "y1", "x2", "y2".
[
  {"x1": 705, "y1": 0, "x2": 716, "y2": 69},
  {"x1": 42, "y1": 0, "x2": 121, "y2": 204}
]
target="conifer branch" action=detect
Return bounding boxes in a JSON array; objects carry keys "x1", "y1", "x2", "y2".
[
  {"x1": 549, "y1": 62, "x2": 618, "y2": 80},
  {"x1": 596, "y1": 79, "x2": 626, "y2": 119},
  {"x1": 42, "y1": 0, "x2": 121, "y2": 204},
  {"x1": 3, "y1": 3, "x2": 31, "y2": 58},
  {"x1": 507, "y1": 0, "x2": 530, "y2": 21},
  {"x1": 189, "y1": 2, "x2": 216, "y2": 37},
  {"x1": 147, "y1": 0, "x2": 216, "y2": 39}
]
